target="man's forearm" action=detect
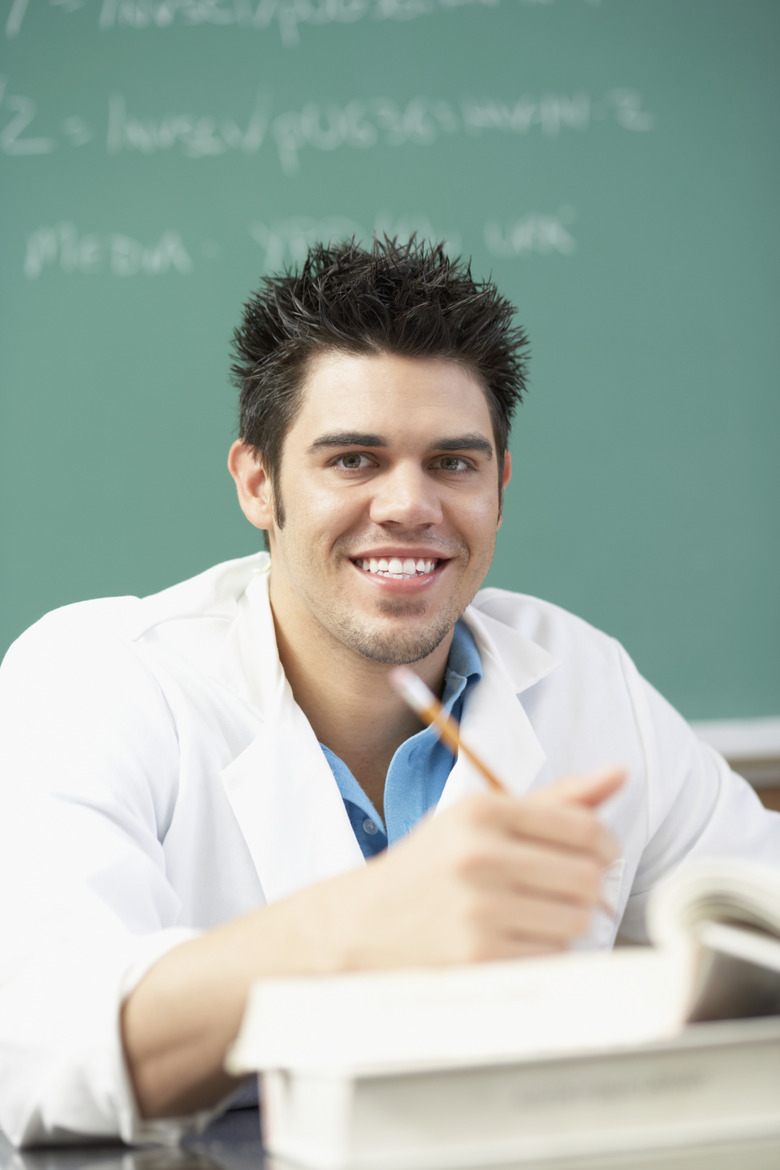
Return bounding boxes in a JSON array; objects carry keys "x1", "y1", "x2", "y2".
[
  {"x1": 121, "y1": 925, "x2": 253, "y2": 1118},
  {"x1": 122, "y1": 770, "x2": 624, "y2": 1120},
  {"x1": 121, "y1": 883, "x2": 356, "y2": 1118}
]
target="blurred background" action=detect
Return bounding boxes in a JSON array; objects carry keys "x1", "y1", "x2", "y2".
[{"x1": 1, "y1": 0, "x2": 778, "y2": 727}]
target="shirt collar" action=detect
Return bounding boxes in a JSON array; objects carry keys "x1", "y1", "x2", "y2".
[{"x1": 441, "y1": 619, "x2": 483, "y2": 712}]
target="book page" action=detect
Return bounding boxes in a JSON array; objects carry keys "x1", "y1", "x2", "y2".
[
  {"x1": 687, "y1": 921, "x2": 780, "y2": 1022},
  {"x1": 648, "y1": 860, "x2": 780, "y2": 948}
]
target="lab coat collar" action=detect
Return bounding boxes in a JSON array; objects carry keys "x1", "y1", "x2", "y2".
[
  {"x1": 222, "y1": 566, "x2": 365, "y2": 904},
  {"x1": 465, "y1": 602, "x2": 559, "y2": 696},
  {"x1": 436, "y1": 604, "x2": 560, "y2": 809}
]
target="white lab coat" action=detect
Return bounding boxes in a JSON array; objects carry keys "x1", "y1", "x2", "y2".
[{"x1": 0, "y1": 552, "x2": 777, "y2": 1147}]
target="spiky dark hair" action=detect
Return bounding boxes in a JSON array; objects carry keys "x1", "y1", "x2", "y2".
[{"x1": 230, "y1": 236, "x2": 529, "y2": 512}]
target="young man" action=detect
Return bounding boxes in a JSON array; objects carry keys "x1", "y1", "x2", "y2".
[{"x1": 0, "y1": 239, "x2": 777, "y2": 1146}]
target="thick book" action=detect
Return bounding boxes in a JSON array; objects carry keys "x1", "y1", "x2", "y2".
[{"x1": 226, "y1": 860, "x2": 780, "y2": 1169}]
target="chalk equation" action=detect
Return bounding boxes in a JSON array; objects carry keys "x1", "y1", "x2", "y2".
[
  {"x1": 0, "y1": 85, "x2": 653, "y2": 171},
  {"x1": 6, "y1": 0, "x2": 601, "y2": 47},
  {"x1": 22, "y1": 211, "x2": 578, "y2": 276}
]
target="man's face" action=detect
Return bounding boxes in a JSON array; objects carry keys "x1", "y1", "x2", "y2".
[{"x1": 262, "y1": 351, "x2": 511, "y2": 668}]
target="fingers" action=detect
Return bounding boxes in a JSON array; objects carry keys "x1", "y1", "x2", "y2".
[
  {"x1": 514, "y1": 801, "x2": 619, "y2": 868},
  {"x1": 335, "y1": 768, "x2": 626, "y2": 971},
  {"x1": 479, "y1": 887, "x2": 596, "y2": 947},
  {"x1": 529, "y1": 765, "x2": 626, "y2": 810},
  {"x1": 460, "y1": 783, "x2": 621, "y2": 869},
  {"x1": 526, "y1": 766, "x2": 625, "y2": 867},
  {"x1": 450, "y1": 831, "x2": 604, "y2": 907},
  {"x1": 428, "y1": 771, "x2": 625, "y2": 954}
]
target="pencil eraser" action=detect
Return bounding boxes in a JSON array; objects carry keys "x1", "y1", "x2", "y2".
[{"x1": 388, "y1": 666, "x2": 434, "y2": 713}]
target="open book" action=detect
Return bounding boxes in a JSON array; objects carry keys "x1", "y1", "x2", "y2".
[
  {"x1": 227, "y1": 860, "x2": 780, "y2": 1169},
  {"x1": 229, "y1": 858, "x2": 780, "y2": 1071},
  {"x1": 646, "y1": 858, "x2": 780, "y2": 1023}
]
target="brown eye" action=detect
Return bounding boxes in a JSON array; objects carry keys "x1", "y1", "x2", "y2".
[
  {"x1": 335, "y1": 452, "x2": 371, "y2": 470},
  {"x1": 434, "y1": 456, "x2": 469, "y2": 472}
]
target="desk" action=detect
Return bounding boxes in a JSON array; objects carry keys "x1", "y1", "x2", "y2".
[{"x1": 2, "y1": 1108, "x2": 780, "y2": 1170}]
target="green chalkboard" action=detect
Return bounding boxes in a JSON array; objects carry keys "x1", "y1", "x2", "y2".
[{"x1": 1, "y1": 0, "x2": 778, "y2": 720}]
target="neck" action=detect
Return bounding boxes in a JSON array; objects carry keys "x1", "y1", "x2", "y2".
[{"x1": 270, "y1": 609, "x2": 452, "y2": 818}]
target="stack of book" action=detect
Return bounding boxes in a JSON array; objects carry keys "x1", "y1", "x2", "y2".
[{"x1": 227, "y1": 860, "x2": 780, "y2": 1169}]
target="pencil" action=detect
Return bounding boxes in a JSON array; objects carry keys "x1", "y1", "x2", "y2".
[
  {"x1": 390, "y1": 666, "x2": 616, "y2": 919},
  {"x1": 389, "y1": 665, "x2": 507, "y2": 794}
]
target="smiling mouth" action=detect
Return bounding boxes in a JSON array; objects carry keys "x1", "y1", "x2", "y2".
[{"x1": 354, "y1": 557, "x2": 439, "y2": 579}]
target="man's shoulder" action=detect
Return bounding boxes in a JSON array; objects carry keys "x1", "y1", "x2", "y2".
[
  {"x1": 4, "y1": 553, "x2": 271, "y2": 662},
  {"x1": 126, "y1": 551, "x2": 271, "y2": 640}
]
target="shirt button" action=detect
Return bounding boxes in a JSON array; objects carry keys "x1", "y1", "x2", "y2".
[{"x1": 363, "y1": 818, "x2": 378, "y2": 835}]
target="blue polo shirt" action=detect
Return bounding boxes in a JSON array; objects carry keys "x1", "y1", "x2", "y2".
[{"x1": 321, "y1": 620, "x2": 483, "y2": 858}]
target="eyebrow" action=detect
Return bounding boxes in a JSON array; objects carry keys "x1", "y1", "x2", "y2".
[{"x1": 308, "y1": 432, "x2": 494, "y2": 460}]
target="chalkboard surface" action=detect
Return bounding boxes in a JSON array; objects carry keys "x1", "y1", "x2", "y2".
[{"x1": 1, "y1": 0, "x2": 778, "y2": 720}]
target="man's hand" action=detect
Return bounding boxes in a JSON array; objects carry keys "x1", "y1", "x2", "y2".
[
  {"x1": 308, "y1": 765, "x2": 625, "y2": 970},
  {"x1": 122, "y1": 767, "x2": 624, "y2": 1120}
]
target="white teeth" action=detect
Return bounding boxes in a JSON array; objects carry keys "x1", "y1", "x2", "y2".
[{"x1": 357, "y1": 558, "x2": 437, "y2": 578}]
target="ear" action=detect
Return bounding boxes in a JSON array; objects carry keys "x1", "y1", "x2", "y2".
[
  {"x1": 497, "y1": 449, "x2": 512, "y2": 529},
  {"x1": 227, "y1": 440, "x2": 276, "y2": 532}
]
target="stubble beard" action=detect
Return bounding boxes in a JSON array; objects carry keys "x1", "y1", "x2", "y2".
[{"x1": 327, "y1": 596, "x2": 465, "y2": 666}]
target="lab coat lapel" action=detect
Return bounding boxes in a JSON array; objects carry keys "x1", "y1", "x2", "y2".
[
  {"x1": 437, "y1": 606, "x2": 559, "y2": 811},
  {"x1": 221, "y1": 570, "x2": 364, "y2": 904}
]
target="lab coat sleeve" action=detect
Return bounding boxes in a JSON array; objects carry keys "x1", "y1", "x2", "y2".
[
  {"x1": 614, "y1": 642, "x2": 780, "y2": 942},
  {"x1": 0, "y1": 606, "x2": 225, "y2": 1146}
]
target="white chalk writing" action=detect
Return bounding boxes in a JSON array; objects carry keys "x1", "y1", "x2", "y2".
[
  {"x1": 607, "y1": 87, "x2": 654, "y2": 132},
  {"x1": 4, "y1": 0, "x2": 601, "y2": 43},
  {"x1": 19, "y1": 211, "x2": 576, "y2": 277},
  {"x1": 24, "y1": 223, "x2": 194, "y2": 277},
  {"x1": 462, "y1": 93, "x2": 590, "y2": 136},
  {"x1": 270, "y1": 90, "x2": 650, "y2": 173},
  {"x1": 89, "y1": 0, "x2": 583, "y2": 48},
  {"x1": 0, "y1": 80, "x2": 55, "y2": 154},
  {"x1": 5, "y1": 0, "x2": 602, "y2": 41},
  {"x1": 248, "y1": 213, "x2": 462, "y2": 269},
  {"x1": 106, "y1": 91, "x2": 272, "y2": 157},
  {"x1": 5, "y1": 0, "x2": 30, "y2": 37},
  {"x1": 484, "y1": 209, "x2": 577, "y2": 257},
  {"x1": 2, "y1": 86, "x2": 652, "y2": 167}
]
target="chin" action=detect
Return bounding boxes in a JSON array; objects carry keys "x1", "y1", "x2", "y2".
[{"x1": 340, "y1": 619, "x2": 456, "y2": 667}]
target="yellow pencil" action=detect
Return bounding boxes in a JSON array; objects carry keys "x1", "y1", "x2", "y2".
[
  {"x1": 391, "y1": 666, "x2": 617, "y2": 919},
  {"x1": 389, "y1": 665, "x2": 507, "y2": 794}
]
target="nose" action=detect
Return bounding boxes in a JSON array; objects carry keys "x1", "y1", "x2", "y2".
[{"x1": 368, "y1": 462, "x2": 443, "y2": 528}]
